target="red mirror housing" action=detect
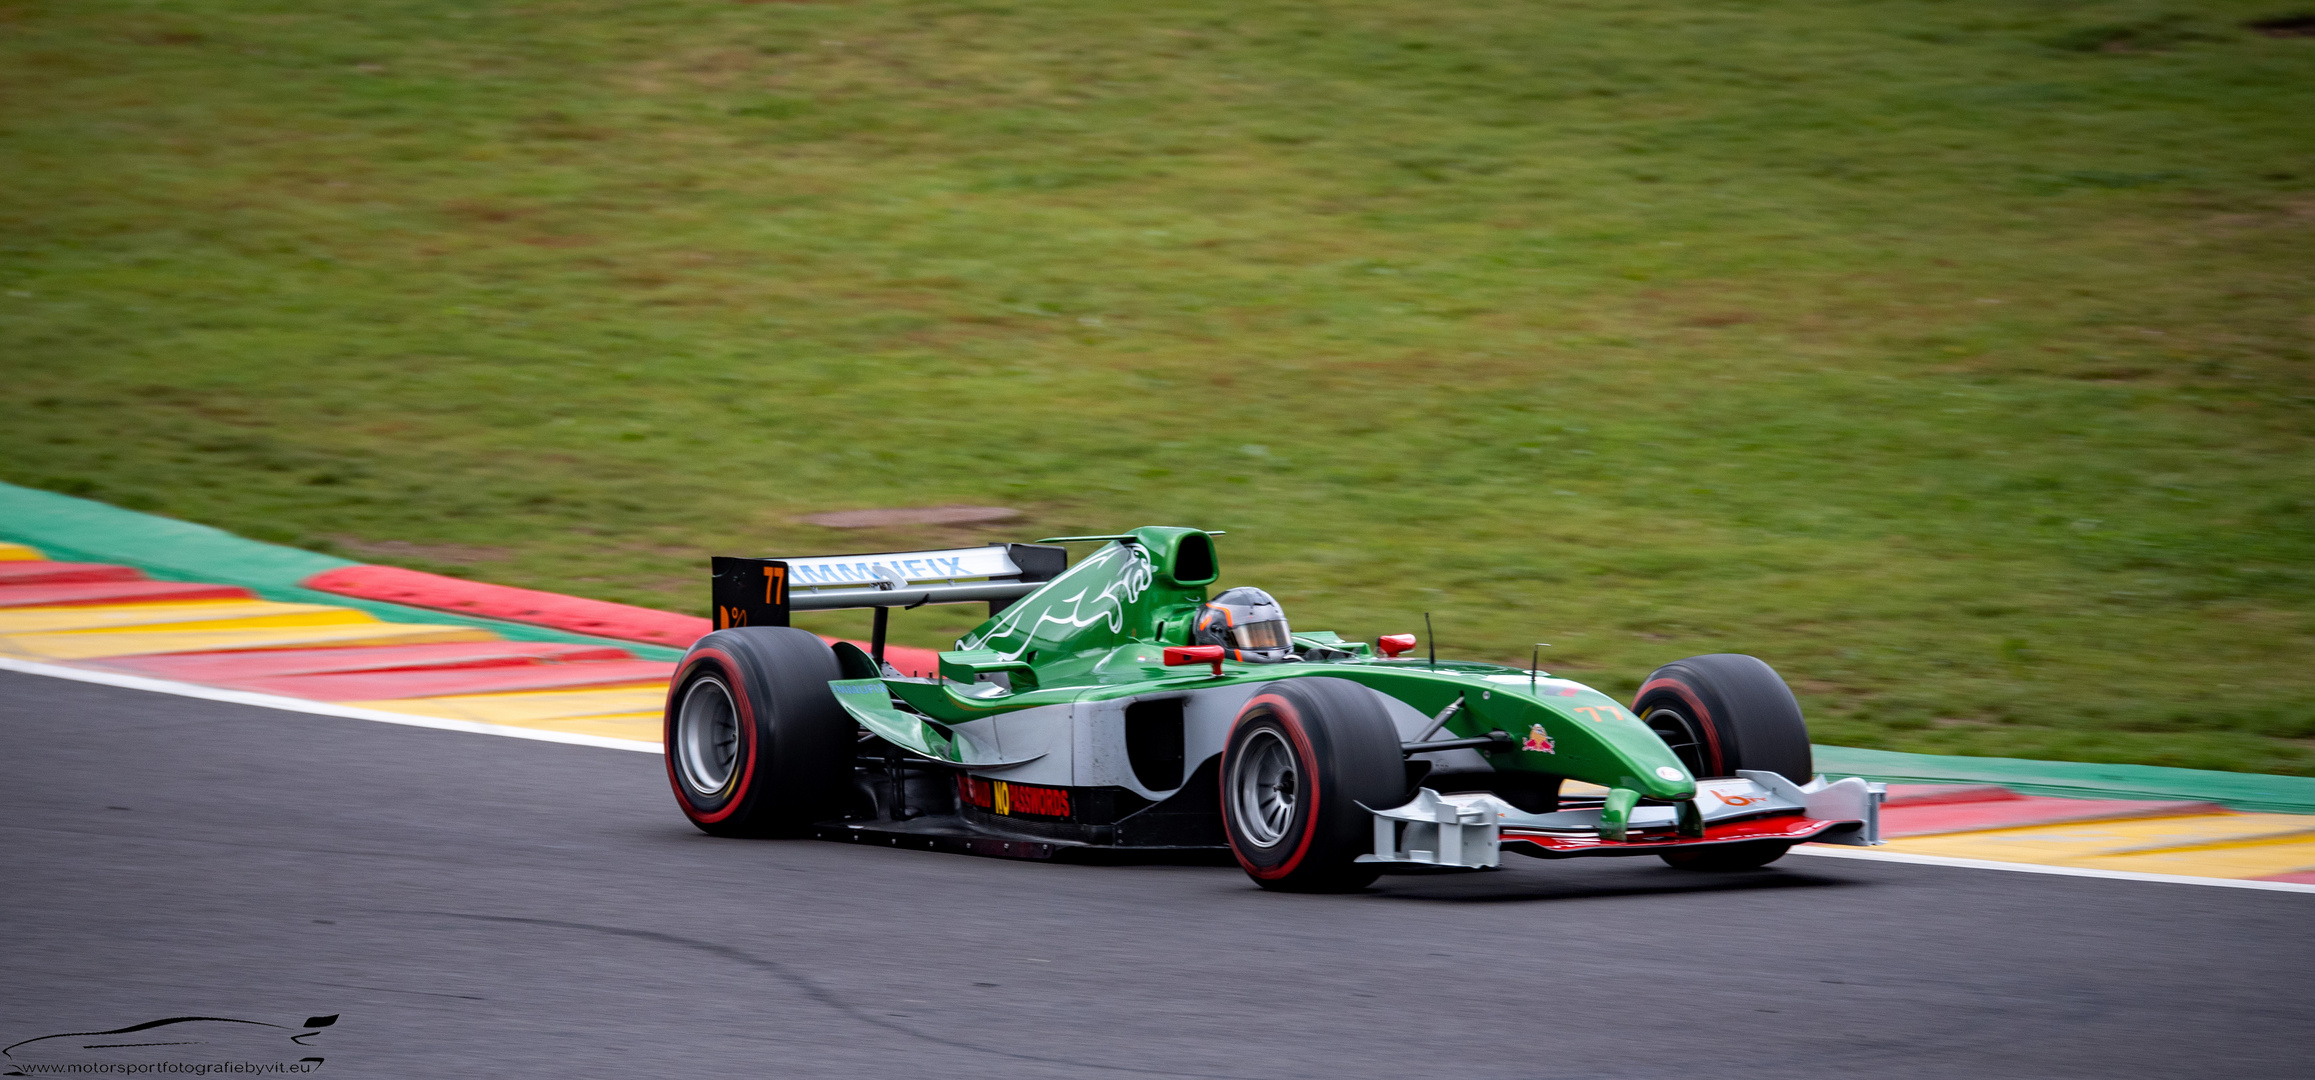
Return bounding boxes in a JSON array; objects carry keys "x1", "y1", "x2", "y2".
[
  {"x1": 1163, "y1": 644, "x2": 1226, "y2": 676},
  {"x1": 1378, "y1": 634, "x2": 1418, "y2": 659}
]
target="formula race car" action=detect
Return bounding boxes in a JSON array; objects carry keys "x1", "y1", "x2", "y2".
[{"x1": 663, "y1": 527, "x2": 1883, "y2": 891}]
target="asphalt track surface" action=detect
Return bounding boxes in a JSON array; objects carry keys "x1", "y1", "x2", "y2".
[{"x1": 5, "y1": 672, "x2": 2311, "y2": 1079}]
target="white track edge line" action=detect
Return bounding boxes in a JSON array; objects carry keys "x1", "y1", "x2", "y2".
[
  {"x1": 0, "y1": 655, "x2": 663, "y2": 754},
  {"x1": 1790, "y1": 843, "x2": 2315, "y2": 894}
]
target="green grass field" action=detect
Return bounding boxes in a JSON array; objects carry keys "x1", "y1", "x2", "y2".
[{"x1": 3, "y1": 0, "x2": 2311, "y2": 772}]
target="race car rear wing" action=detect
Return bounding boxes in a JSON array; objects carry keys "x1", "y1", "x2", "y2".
[{"x1": 710, "y1": 542, "x2": 1067, "y2": 630}]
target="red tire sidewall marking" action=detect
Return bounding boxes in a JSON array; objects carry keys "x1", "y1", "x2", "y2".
[
  {"x1": 1637, "y1": 676, "x2": 1723, "y2": 776},
  {"x1": 1226, "y1": 691, "x2": 1324, "y2": 881},
  {"x1": 664, "y1": 647, "x2": 760, "y2": 825}
]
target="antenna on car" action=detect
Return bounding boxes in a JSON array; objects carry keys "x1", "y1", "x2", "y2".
[
  {"x1": 1531, "y1": 643, "x2": 1550, "y2": 693},
  {"x1": 1424, "y1": 612, "x2": 1435, "y2": 669}
]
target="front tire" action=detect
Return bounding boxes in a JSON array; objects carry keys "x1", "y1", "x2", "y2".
[
  {"x1": 1633, "y1": 653, "x2": 1812, "y2": 783},
  {"x1": 664, "y1": 627, "x2": 854, "y2": 838},
  {"x1": 1221, "y1": 678, "x2": 1404, "y2": 893},
  {"x1": 1633, "y1": 653, "x2": 1811, "y2": 871}
]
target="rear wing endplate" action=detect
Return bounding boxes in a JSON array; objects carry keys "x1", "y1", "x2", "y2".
[{"x1": 710, "y1": 542, "x2": 1065, "y2": 629}]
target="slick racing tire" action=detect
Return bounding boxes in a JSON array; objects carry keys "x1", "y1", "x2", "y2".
[
  {"x1": 1633, "y1": 653, "x2": 1810, "y2": 872},
  {"x1": 664, "y1": 627, "x2": 854, "y2": 838},
  {"x1": 1632, "y1": 654, "x2": 1812, "y2": 784},
  {"x1": 1221, "y1": 678, "x2": 1405, "y2": 893}
]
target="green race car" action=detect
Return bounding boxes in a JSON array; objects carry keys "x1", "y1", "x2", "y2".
[{"x1": 663, "y1": 526, "x2": 1882, "y2": 892}]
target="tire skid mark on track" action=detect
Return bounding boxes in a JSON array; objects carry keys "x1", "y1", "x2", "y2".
[{"x1": 391, "y1": 911, "x2": 1266, "y2": 1080}]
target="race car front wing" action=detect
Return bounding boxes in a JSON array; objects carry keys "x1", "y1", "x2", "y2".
[{"x1": 1361, "y1": 771, "x2": 1886, "y2": 870}]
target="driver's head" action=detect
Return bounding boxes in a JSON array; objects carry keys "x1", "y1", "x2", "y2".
[{"x1": 1192, "y1": 587, "x2": 1295, "y2": 663}]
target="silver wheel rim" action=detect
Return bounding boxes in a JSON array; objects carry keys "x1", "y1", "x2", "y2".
[
  {"x1": 676, "y1": 676, "x2": 741, "y2": 796},
  {"x1": 1230, "y1": 728, "x2": 1298, "y2": 848}
]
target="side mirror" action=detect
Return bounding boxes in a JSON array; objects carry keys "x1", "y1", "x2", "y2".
[
  {"x1": 1163, "y1": 644, "x2": 1226, "y2": 676},
  {"x1": 1378, "y1": 634, "x2": 1418, "y2": 659}
]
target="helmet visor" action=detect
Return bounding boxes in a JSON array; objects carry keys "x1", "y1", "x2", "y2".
[{"x1": 1232, "y1": 620, "x2": 1292, "y2": 651}]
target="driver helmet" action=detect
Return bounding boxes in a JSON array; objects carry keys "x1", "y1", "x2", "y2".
[{"x1": 1192, "y1": 587, "x2": 1297, "y2": 663}]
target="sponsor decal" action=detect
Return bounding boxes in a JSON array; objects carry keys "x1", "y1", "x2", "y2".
[
  {"x1": 958, "y1": 774, "x2": 992, "y2": 809},
  {"x1": 790, "y1": 557, "x2": 974, "y2": 586},
  {"x1": 781, "y1": 546, "x2": 1021, "y2": 588},
  {"x1": 1487, "y1": 675, "x2": 1587, "y2": 698},
  {"x1": 956, "y1": 776, "x2": 1072, "y2": 820},
  {"x1": 1712, "y1": 789, "x2": 1764, "y2": 807},
  {"x1": 1521, "y1": 724, "x2": 1556, "y2": 754},
  {"x1": 1572, "y1": 705, "x2": 1614, "y2": 723},
  {"x1": 958, "y1": 543, "x2": 1152, "y2": 660},
  {"x1": 1655, "y1": 766, "x2": 1686, "y2": 781}
]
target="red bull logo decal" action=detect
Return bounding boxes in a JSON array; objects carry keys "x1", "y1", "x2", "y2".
[{"x1": 1522, "y1": 724, "x2": 1556, "y2": 754}]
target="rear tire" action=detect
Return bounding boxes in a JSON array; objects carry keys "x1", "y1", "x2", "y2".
[
  {"x1": 1633, "y1": 653, "x2": 1810, "y2": 871},
  {"x1": 1221, "y1": 678, "x2": 1404, "y2": 893},
  {"x1": 664, "y1": 627, "x2": 854, "y2": 838}
]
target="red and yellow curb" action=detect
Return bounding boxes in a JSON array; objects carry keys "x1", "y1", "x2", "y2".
[{"x1": 0, "y1": 544, "x2": 932, "y2": 745}]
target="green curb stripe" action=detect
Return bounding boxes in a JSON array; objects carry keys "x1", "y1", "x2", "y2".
[
  {"x1": 0, "y1": 481, "x2": 356, "y2": 585},
  {"x1": 0, "y1": 482, "x2": 685, "y2": 661},
  {"x1": 1815, "y1": 745, "x2": 2315, "y2": 815}
]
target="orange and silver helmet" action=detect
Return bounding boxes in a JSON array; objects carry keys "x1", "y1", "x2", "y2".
[{"x1": 1192, "y1": 587, "x2": 1297, "y2": 663}]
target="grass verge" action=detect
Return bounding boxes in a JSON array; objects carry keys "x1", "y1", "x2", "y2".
[{"x1": 2, "y1": 0, "x2": 2310, "y2": 772}]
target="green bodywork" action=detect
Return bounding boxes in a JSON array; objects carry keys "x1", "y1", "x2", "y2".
[{"x1": 829, "y1": 526, "x2": 1698, "y2": 825}]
